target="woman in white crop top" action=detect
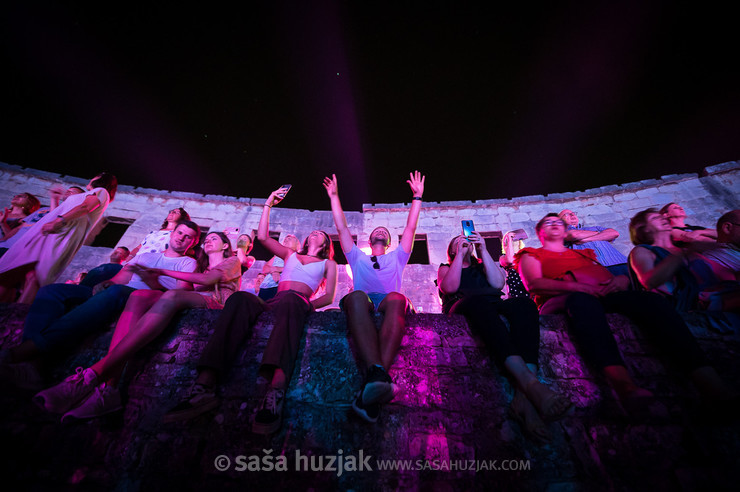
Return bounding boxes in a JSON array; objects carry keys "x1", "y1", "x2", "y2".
[{"x1": 164, "y1": 185, "x2": 337, "y2": 434}]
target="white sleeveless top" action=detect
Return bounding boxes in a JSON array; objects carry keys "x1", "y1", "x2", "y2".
[{"x1": 279, "y1": 252, "x2": 327, "y2": 291}]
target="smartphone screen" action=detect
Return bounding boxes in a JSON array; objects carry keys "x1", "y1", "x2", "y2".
[
  {"x1": 462, "y1": 220, "x2": 475, "y2": 237},
  {"x1": 277, "y1": 184, "x2": 292, "y2": 199}
]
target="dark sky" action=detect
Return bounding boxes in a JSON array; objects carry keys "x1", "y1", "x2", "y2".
[{"x1": 1, "y1": 1, "x2": 738, "y2": 211}]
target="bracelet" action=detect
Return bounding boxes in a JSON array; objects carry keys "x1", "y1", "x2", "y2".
[
  {"x1": 412, "y1": 196, "x2": 422, "y2": 201},
  {"x1": 263, "y1": 204, "x2": 272, "y2": 208}
]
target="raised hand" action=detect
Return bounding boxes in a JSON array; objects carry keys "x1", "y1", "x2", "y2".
[
  {"x1": 467, "y1": 231, "x2": 488, "y2": 253},
  {"x1": 323, "y1": 174, "x2": 339, "y2": 197},
  {"x1": 456, "y1": 237, "x2": 472, "y2": 258},
  {"x1": 407, "y1": 170, "x2": 425, "y2": 198},
  {"x1": 267, "y1": 185, "x2": 290, "y2": 207}
]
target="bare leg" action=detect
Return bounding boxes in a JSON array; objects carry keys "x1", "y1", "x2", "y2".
[
  {"x1": 17, "y1": 270, "x2": 40, "y2": 304},
  {"x1": 504, "y1": 355, "x2": 572, "y2": 420},
  {"x1": 603, "y1": 364, "x2": 653, "y2": 400},
  {"x1": 91, "y1": 290, "x2": 204, "y2": 385},
  {"x1": 108, "y1": 290, "x2": 164, "y2": 351},
  {"x1": 377, "y1": 292, "x2": 408, "y2": 370},
  {"x1": 344, "y1": 291, "x2": 382, "y2": 368}
]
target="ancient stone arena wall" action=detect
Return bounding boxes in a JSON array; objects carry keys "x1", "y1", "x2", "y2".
[{"x1": 1, "y1": 160, "x2": 738, "y2": 313}]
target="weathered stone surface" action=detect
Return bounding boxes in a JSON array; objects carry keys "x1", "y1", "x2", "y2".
[{"x1": 2, "y1": 303, "x2": 740, "y2": 490}]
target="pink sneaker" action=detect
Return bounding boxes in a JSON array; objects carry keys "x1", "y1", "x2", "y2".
[
  {"x1": 62, "y1": 383, "x2": 122, "y2": 422},
  {"x1": 33, "y1": 367, "x2": 99, "y2": 414}
]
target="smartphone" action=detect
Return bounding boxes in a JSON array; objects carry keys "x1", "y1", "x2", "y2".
[
  {"x1": 277, "y1": 184, "x2": 292, "y2": 199},
  {"x1": 510, "y1": 228, "x2": 528, "y2": 241},
  {"x1": 461, "y1": 220, "x2": 475, "y2": 238},
  {"x1": 223, "y1": 226, "x2": 239, "y2": 235}
]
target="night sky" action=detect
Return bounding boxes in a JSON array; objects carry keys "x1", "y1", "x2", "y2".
[{"x1": 1, "y1": 1, "x2": 738, "y2": 211}]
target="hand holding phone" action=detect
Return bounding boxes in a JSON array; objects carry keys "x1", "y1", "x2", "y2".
[
  {"x1": 277, "y1": 184, "x2": 292, "y2": 199},
  {"x1": 510, "y1": 229, "x2": 528, "y2": 241}
]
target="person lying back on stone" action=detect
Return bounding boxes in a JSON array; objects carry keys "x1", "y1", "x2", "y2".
[
  {"x1": 0, "y1": 222, "x2": 198, "y2": 392},
  {"x1": 439, "y1": 233, "x2": 572, "y2": 443},
  {"x1": 163, "y1": 185, "x2": 337, "y2": 436},
  {"x1": 660, "y1": 202, "x2": 717, "y2": 248},
  {"x1": 124, "y1": 207, "x2": 191, "y2": 261},
  {"x1": 34, "y1": 230, "x2": 245, "y2": 423},
  {"x1": 702, "y1": 210, "x2": 740, "y2": 281},
  {"x1": 516, "y1": 213, "x2": 737, "y2": 416},
  {"x1": 558, "y1": 209, "x2": 629, "y2": 277},
  {"x1": 323, "y1": 171, "x2": 424, "y2": 424},
  {"x1": 628, "y1": 208, "x2": 740, "y2": 313}
]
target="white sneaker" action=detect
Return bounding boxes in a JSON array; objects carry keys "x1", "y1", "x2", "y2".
[
  {"x1": 62, "y1": 383, "x2": 122, "y2": 422},
  {"x1": 33, "y1": 367, "x2": 99, "y2": 414}
]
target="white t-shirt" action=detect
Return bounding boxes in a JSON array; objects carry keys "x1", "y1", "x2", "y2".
[
  {"x1": 126, "y1": 252, "x2": 197, "y2": 290},
  {"x1": 345, "y1": 244, "x2": 411, "y2": 294}
]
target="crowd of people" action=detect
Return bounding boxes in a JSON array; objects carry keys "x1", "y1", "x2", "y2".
[{"x1": 1, "y1": 172, "x2": 739, "y2": 443}]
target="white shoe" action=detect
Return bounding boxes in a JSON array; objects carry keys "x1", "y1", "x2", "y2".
[
  {"x1": 33, "y1": 367, "x2": 99, "y2": 414},
  {"x1": 62, "y1": 383, "x2": 122, "y2": 422}
]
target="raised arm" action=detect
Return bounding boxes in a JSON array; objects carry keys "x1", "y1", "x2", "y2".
[
  {"x1": 400, "y1": 170, "x2": 425, "y2": 254},
  {"x1": 323, "y1": 174, "x2": 355, "y2": 254},
  {"x1": 310, "y1": 260, "x2": 338, "y2": 309},
  {"x1": 41, "y1": 194, "x2": 102, "y2": 235},
  {"x1": 437, "y1": 242, "x2": 466, "y2": 295},
  {"x1": 148, "y1": 268, "x2": 223, "y2": 287},
  {"x1": 257, "y1": 187, "x2": 293, "y2": 260},
  {"x1": 469, "y1": 232, "x2": 506, "y2": 289}
]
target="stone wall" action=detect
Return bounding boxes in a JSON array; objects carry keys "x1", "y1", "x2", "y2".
[{"x1": 1, "y1": 161, "x2": 739, "y2": 313}]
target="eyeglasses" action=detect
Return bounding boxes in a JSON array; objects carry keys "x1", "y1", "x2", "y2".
[
  {"x1": 542, "y1": 220, "x2": 564, "y2": 227},
  {"x1": 371, "y1": 256, "x2": 380, "y2": 270}
]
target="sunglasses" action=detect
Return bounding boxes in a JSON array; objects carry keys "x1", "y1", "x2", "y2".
[{"x1": 371, "y1": 256, "x2": 380, "y2": 270}]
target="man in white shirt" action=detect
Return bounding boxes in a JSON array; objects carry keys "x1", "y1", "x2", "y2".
[
  {"x1": 1, "y1": 221, "x2": 200, "y2": 388},
  {"x1": 323, "y1": 171, "x2": 425, "y2": 423}
]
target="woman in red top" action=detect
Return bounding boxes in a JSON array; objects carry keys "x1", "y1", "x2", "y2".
[{"x1": 516, "y1": 213, "x2": 735, "y2": 413}]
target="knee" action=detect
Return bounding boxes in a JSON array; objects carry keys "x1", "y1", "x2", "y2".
[
  {"x1": 344, "y1": 291, "x2": 370, "y2": 313},
  {"x1": 382, "y1": 292, "x2": 408, "y2": 312}
]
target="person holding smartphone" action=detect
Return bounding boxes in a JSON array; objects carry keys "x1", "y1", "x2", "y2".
[
  {"x1": 438, "y1": 231, "x2": 572, "y2": 443},
  {"x1": 164, "y1": 185, "x2": 337, "y2": 435}
]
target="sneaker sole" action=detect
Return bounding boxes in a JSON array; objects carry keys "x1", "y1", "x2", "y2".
[
  {"x1": 34, "y1": 393, "x2": 92, "y2": 414},
  {"x1": 163, "y1": 398, "x2": 220, "y2": 423},
  {"x1": 61, "y1": 402, "x2": 124, "y2": 423},
  {"x1": 362, "y1": 382, "x2": 397, "y2": 406},
  {"x1": 351, "y1": 398, "x2": 379, "y2": 424}
]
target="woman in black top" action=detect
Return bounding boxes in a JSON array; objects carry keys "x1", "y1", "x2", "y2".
[{"x1": 438, "y1": 233, "x2": 572, "y2": 442}]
